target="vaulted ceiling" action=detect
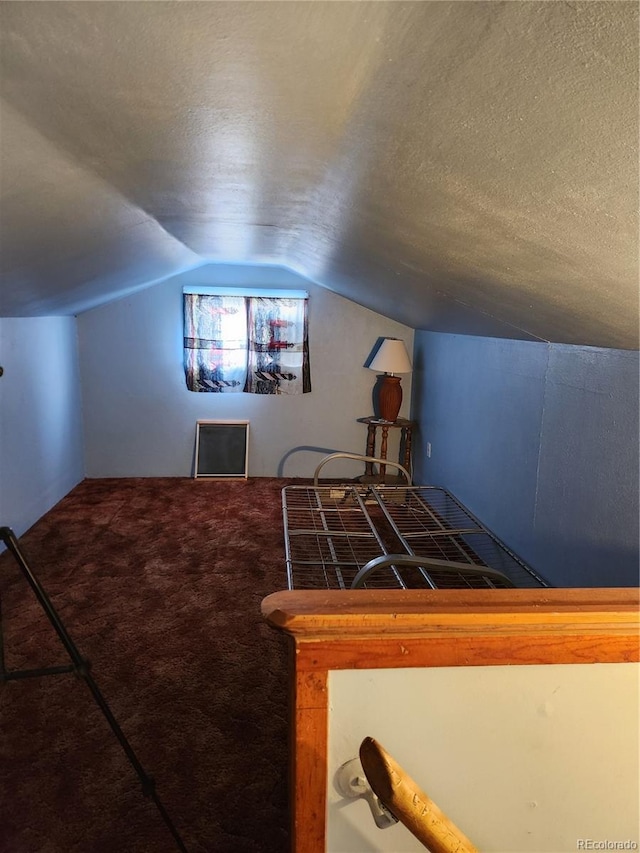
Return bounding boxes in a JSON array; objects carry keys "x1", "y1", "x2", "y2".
[{"x1": 0, "y1": 1, "x2": 637, "y2": 348}]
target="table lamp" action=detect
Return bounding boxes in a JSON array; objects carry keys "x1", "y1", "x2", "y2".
[{"x1": 368, "y1": 338, "x2": 412, "y2": 422}]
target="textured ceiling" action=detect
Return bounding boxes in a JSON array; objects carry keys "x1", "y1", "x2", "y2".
[{"x1": 0, "y1": 1, "x2": 638, "y2": 348}]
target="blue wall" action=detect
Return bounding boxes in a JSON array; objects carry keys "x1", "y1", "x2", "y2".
[
  {"x1": 411, "y1": 332, "x2": 639, "y2": 587},
  {"x1": 0, "y1": 317, "x2": 84, "y2": 540},
  {"x1": 77, "y1": 264, "x2": 413, "y2": 478}
]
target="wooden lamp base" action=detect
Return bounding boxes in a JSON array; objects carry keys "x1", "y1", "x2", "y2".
[{"x1": 377, "y1": 374, "x2": 403, "y2": 422}]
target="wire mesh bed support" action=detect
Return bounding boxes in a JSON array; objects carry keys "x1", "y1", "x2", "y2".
[{"x1": 283, "y1": 461, "x2": 549, "y2": 590}]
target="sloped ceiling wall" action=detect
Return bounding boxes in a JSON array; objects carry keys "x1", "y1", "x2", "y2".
[{"x1": 0, "y1": 1, "x2": 637, "y2": 348}]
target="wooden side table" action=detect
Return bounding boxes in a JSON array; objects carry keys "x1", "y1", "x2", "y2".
[{"x1": 357, "y1": 417, "x2": 415, "y2": 482}]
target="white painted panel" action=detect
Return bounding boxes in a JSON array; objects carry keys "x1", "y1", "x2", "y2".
[{"x1": 328, "y1": 664, "x2": 640, "y2": 853}]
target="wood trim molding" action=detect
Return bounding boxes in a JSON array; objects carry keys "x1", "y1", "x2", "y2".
[
  {"x1": 290, "y1": 664, "x2": 328, "y2": 853},
  {"x1": 262, "y1": 588, "x2": 640, "y2": 852},
  {"x1": 263, "y1": 588, "x2": 640, "y2": 634}
]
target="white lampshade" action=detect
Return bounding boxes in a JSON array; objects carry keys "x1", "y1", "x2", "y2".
[{"x1": 369, "y1": 339, "x2": 412, "y2": 375}]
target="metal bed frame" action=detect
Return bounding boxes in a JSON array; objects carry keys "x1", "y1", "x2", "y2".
[{"x1": 283, "y1": 453, "x2": 549, "y2": 591}]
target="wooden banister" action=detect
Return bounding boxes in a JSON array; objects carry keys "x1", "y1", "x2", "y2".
[
  {"x1": 261, "y1": 588, "x2": 640, "y2": 853},
  {"x1": 359, "y1": 736, "x2": 479, "y2": 853}
]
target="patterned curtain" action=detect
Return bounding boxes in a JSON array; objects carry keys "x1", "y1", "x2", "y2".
[
  {"x1": 184, "y1": 293, "x2": 311, "y2": 394},
  {"x1": 244, "y1": 297, "x2": 311, "y2": 395},
  {"x1": 183, "y1": 294, "x2": 248, "y2": 392}
]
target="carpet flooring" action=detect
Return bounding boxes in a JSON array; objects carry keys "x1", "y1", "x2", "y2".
[{"x1": 0, "y1": 478, "x2": 297, "y2": 853}]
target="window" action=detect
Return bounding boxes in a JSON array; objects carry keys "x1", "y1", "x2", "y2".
[{"x1": 183, "y1": 288, "x2": 311, "y2": 395}]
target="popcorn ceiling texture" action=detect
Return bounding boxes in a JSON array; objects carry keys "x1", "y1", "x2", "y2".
[{"x1": 0, "y1": 2, "x2": 637, "y2": 348}]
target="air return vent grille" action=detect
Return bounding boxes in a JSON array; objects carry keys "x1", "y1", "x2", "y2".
[{"x1": 194, "y1": 420, "x2": 249, "y2": 478}]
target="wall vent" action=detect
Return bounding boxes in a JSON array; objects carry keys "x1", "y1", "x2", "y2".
[{"x1": 194, "y1": 420, "x2": 249, "y2": 478}]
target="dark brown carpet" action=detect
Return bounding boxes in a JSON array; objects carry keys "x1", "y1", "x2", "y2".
[{"x1": 0, "y1": 478, "x2": 297, "y2": 853}]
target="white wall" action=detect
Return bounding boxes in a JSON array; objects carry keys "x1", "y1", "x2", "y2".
[
  {"x1": 78, "y1": 264, "x2": 413, "y2": 478},
  {"x1": 0, "y1": 317, "x2": 84, "y2": 539},
  {"x1": 328, "y1": 664, "x2": 640, "y2": 853}
]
